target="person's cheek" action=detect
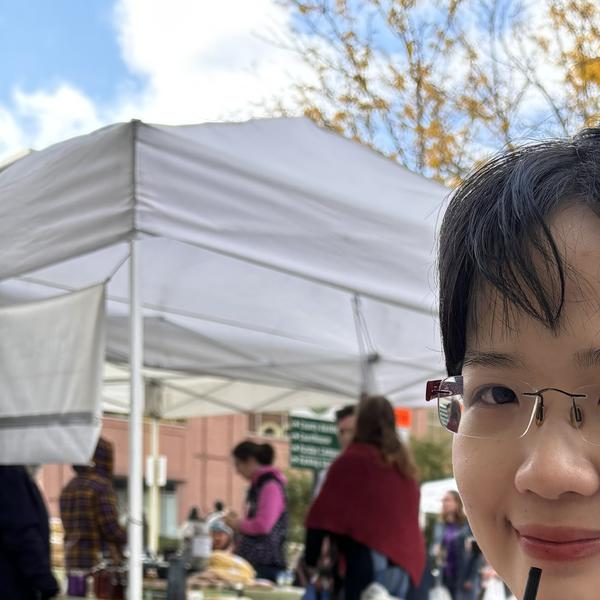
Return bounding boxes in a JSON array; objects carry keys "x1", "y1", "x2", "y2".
[
  {"x1": 453, "y1": 436, "x2": 505, "y2": 536},
  {"x1": 453, "y1": 436, "x2": 520, "y2": 587},
  {"x1": 452, "y1": 436, "x2": 481, "y2": 518}
]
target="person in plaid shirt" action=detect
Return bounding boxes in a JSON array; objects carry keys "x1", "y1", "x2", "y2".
[{"x1": 60, "y1": 437, "x2": 127, "y2": 572}]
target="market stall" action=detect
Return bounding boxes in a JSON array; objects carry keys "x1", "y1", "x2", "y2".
[{"x1": 0, "y1": 117, "x2": 447, "y2": 597}]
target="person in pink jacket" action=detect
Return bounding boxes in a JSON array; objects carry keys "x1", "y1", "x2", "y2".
[{"x1": 225, "y1": 441, "x2": 288, "y2": 582}]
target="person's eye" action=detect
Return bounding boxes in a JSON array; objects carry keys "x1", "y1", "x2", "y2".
[{"x1": 472, "y1": 385, "x2": 518, "y2": 406}]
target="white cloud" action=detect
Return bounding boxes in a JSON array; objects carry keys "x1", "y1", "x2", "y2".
[
  {"x1": 0, "y1": 0, "x2": 311, "y2": 157},
  {"x1": 0, "y1": 107, "x2": 26, "y2": 162},
  {"x1": 12, "y1": 84, "x2": 103, "y2": 149},
  {"x1": 0, "y1": 0, "x2": 581, "y2": 161},
  {"x1": 111, "y1": 0, "x2": 311, "y2": 123}
]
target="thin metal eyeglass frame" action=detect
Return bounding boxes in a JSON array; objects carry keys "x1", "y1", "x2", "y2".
[{"x1": 425, "y1": 378, "x2": 599, "y2": 442}]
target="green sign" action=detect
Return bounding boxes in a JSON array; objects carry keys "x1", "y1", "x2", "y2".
[{"x1": 289, "y1": 416, "x2": 340, "y2": 470}]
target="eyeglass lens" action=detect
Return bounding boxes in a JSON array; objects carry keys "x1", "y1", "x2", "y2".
[{"x1": 435, "y1": 376, "x2": 600, "y2": 444}]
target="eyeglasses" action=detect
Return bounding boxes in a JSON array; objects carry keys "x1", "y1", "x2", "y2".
[{"x1": 425, "y1": 375, "x2": 600, "y2": 445}]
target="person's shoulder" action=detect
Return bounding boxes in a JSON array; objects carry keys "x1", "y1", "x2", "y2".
[
  {"x1": 0, "y1": 467, "x2": 33, "y2": 498},
  {"x1": 70, "y1": 472, "x2": 113, "y2": 494},
  {"x1": 460, "y1": 521, "x2": 473, "y2": 535},
  {"x1": 342, "y1": 441, "x2": 375, "y2": 458},
  {"x1": 327, "y1": 443, "x2": 373, "y2": 476},
  {"x1": 89, "y1": 472, "x2": 114, "y2": 489},
  {"x1": 0, "y1": 465, "x2": 28, "y2": 482},
  {"x1": 256, "y1": 467, "x2": 286, "y2": 487}
]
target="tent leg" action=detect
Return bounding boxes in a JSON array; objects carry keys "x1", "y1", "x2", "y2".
[
  {"x1": 128, "y1": 239, "x2": 145, "y2": 599},
  {"x1": 148, "y1": 416, "x2": 160, "y2": 555}
]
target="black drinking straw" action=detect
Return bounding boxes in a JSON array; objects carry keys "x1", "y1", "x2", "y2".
[{"x1": 523, "y1": 567, "x2": 542, "y2": 600}]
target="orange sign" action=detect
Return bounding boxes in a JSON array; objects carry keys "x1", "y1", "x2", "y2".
[{"x1": 394, "y1": 407, "x2": 412, "y2": 429}]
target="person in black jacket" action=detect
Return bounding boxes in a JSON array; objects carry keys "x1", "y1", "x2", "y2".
[{"x1": 0, "y1": 466, "x2": 59, "y2": 600}]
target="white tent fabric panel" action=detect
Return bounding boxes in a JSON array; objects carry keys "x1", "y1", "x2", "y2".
[
  {"x1": 0, "y1": 268, "x2": 441, "y2": 408},
  {"x1": 0, "y1": 285, "x2": 105, "y2": 463},
  {"x1": 0, "y1": 124, "x2": 133, "y2": 281},
  {"x1": 0, "y1": 119, "x2": 445, "y2": 310},
  {"x1": 0, "y1": 117, "x2": 446, "y2": 413},
  {"x1": 102, "y1": 363, "x2": 353, "y2": 419},
  {"x1": 135, "y1": 119, "x2": 443, "y2": 310}
]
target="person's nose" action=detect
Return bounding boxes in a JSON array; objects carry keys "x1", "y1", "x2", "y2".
[{"x1": 514, "y1": 402, "x2": 600, "y2": 499}]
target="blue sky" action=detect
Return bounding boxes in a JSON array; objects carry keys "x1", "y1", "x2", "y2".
[
  {"x1": 0, "y1": 0, "x2": 554, "y2": 167},
  {"x1": 0, "y1": 0, "x2": 306, "y2": 160},
  {"x1": 0, "y1": 0, "x2": 134, "y2": 107}
]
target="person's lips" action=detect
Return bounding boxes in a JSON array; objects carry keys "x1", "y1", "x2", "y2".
[{"x1": 514, "y1": 524, "x2": 600, "y2": 562}]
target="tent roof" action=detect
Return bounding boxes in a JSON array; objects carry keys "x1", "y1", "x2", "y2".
[{"x1": 0, "y1": 117, "x2": 446, "y2": 414}]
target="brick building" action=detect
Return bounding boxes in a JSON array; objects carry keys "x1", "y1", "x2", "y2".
[{"x1": 38, "y1": 408, "x2": 435, "y2": 539}]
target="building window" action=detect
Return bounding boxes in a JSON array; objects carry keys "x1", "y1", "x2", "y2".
[
  {"x1": 159, "y1": 488, "x2": 179, "y2": 539},
  {"x1": 259, "y1": 421, "x2": 283, "y2": 437},
  {"x1": 249, "y1": 412, "x2": 288, "y2": 438}
]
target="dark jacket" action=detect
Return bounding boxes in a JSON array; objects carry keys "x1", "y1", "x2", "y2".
[
  {"x1": 0, "y1": 466, "x2": 59, "y2": 600},
  {"x1": 431, "y1": 521, "x2": 481, "y2": 592}
]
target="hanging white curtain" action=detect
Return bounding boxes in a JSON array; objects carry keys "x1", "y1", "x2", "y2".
[{"x1": 0, "y1": 284, "x2": 105, "y2": 464}]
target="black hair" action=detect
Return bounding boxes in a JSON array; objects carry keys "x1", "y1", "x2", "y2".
[
  {"x1": 232, "y1": 440, "x2": 275, "y2": 465},
  {"x1": 439, "y1": 128, "x2": 600, "y2": 374},
  {"x1": 335, "y1": 405, "x2": 355, "y2": 423}
]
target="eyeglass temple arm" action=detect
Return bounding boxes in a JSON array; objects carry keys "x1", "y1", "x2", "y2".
[
  {"x1": 425, "y1": 380, "x2": 441, "y2": 402},
  {"x1": 426, "y1": 379, "x2": 462, "y2": 402}
]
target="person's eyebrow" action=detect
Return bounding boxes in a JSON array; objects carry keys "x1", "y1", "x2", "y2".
[
  {"x1": 462, "y1": 351, "x2": 524, "y2": 369},
  {"x1": 573, "y1": 348, "x2": 600, "y2": 369}
]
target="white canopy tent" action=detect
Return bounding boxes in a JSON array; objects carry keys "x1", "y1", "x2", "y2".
[
  {"x1": 0, "y1": 117, "x2": 447, "y2": 597},
  {"x1": 420, "y1": 477, "x2": 458, "y2": 516}
]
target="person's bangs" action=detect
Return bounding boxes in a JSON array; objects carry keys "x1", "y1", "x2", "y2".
[
  {"x1": 439, "y1": 128, "x2": 600, "y2": 374},
  {"x1": 466, "y1": 222, "x2": 566, "y2": 337}
]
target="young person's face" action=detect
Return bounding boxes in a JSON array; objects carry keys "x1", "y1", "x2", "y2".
[
  {"x1": 337, "y1": 414, "x2": 356, "y2": 451},
  {"x1": 234, "y1": 457, "x2": 257, "y2": 481},
  {"x1": 453, "y1": 205, "x2": 600, "y2": 600},
  {"x1": 441, "y1": 492, "x2": 460, "y2": 520},
  {"x1": 211, "y1": 530, "x2": 231, "y2": 551}
]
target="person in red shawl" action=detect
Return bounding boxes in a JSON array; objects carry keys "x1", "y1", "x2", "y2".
[{"x1": 305, "y1": 395, "x2": 425, "y2": 600}]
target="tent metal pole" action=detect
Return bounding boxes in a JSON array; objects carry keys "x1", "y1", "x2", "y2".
[
  {"x1": 128, "y1": 238, "x2": 145, "y2": 599},
  {"x1": 352, "y1": 295, "x2": 377, "y2": 396},
  {"x1": 148, "y1": 416, "x2": 161, "y2": 555}
]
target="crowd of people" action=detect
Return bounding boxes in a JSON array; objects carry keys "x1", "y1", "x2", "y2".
[
  {"x1": 221, "y1": 398, "x2": 506, "y2": 600},
  {"x1": 0, "y1": 397, "x2": 491, "y2": 600},
  {"x1": 0, "y1": 394, "x2": 515, "y2": 600}
]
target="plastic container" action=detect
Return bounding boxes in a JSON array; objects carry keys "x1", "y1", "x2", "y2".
[
  {"x1": 67, "y1": 571, "x2": 88, "y2": 597},
  {"x1": 186, "y1": 513, "x2": 212, "y2": 572}
]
